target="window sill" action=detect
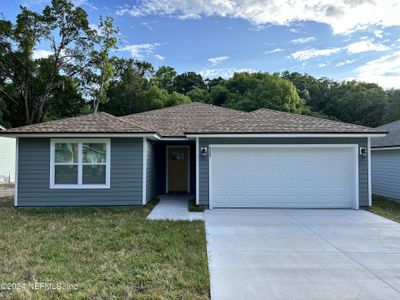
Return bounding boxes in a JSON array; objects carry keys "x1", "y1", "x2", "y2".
[{"x1": 49, "y1": 184, "x2": 110, "y2": 190}]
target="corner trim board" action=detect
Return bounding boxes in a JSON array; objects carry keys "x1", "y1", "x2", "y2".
[
  {"x1": 14, "y1": 138, "x2": 19, "y2": 207},
  {"x1": 196, "y1": 137, "x2": 199, "y2": 205},
  {"x1": 142, "y1": 137, "x2": 147, "y2": 205},
  {"x1": 368, "y1": 137, "x2": 371, "y2": 206}
]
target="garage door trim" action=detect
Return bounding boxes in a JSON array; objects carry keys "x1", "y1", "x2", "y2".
[{"x1": 208, "y1": 144, "x2": 359, "y2": 209}]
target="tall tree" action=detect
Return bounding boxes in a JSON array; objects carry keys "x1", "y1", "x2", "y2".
[
  {"x1": 172, "y1": 71, "x2": 206, "y2": 94},
  {"x1": 384, "y1": 89, "x2": 400, "y2": 123},
  {"x1": 206, "y1": 72, "x2": 306, "y2": 113},
  {"x1": 89, "y1": 16, "x2": 118, "y2": 113},
  {"x1": 0, "y1": 0, "x2": 93, "y2": 125},
  {"x1": 153, "y1": 66, "x2": 177, "y2": 92}
]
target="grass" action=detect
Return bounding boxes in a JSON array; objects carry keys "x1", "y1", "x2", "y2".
[
  {"x1": 0, "y1": 197, "x2": 209, "y2": 299},
  {"x1": 188, "y1": 199, "x2": 205, "y2": 212},
  {"x1": 370, "y1": 195, "x2": 400, "y2": 223}
]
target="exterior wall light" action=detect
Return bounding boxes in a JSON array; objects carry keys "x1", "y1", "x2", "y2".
[
  {"x1": 201, "y1": 146, "x2": 208, "y2": 157},
  {"x1": 359, "y1": 146, "x2": 367, "y2": 157}
]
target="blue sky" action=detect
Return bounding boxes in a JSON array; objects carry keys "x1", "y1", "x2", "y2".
[{"x1": 3, "y1": 0, "x2": 400, "y2": 88}]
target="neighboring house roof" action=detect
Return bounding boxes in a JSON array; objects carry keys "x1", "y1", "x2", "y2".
[
  {"x1": 4, "y1": 112, "x2": 154, "y2": 134},
  {"x1": 1, "y1": 102, "x2": 386, "y2": 137},
  {"x1": 371, "y1": 120, "x2": 400, "y2": 148}
]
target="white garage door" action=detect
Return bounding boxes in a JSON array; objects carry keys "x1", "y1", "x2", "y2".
[{"x1": 210, "y1": 145, "x2": 358, "y2": 209}]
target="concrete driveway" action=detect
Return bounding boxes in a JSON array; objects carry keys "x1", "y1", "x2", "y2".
[{"x1": 205, "y1": 209, "x2": 400, "y2": 300}]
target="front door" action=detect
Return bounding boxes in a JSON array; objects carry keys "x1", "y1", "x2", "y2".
[{"x1": 167, "y1": 146, "x2": 189, "y2": 192}]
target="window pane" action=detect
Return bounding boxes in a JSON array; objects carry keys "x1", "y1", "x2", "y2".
[
  {"x1": 83, "y1": 143, "x2": 106, "y2": 163},
  {"x1": 55, "y1": 143, "x2": 78, "y2": 163},
  {"x1": 83, "y1": 165, "x2": 106, "y2": 184},
  {"x1": 55, "y1": 165, "x2": 78, "y2": 184}
]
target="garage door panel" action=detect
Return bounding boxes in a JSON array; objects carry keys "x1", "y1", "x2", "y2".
[{"x1": 210, "y1": 146, "x2": 356, "y2": 208}]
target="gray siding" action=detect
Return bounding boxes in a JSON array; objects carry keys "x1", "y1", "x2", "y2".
[
  {"x1": 372, "y1": 149, "x2": 400, "y2": 200},
  {"x1": 17, "y1": 138, "x2": 143, "y2": 206},
  {"x1": 198, "y1": 137, "x2": 369, "y2": 207},
  {"x1": 146, "y1": 139, "x2": 158, "y2": 202}
]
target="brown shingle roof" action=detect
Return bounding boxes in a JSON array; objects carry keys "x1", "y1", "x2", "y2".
[
  {"x1": 3, "y1": 103, "x2": 386, "y2": 136},
  {"x1": 4, "y1": 112, "x2": 153, "y2": 134},
  {"x1": 183, "y1": 108, "x2": 385, "y2": 135},
  {"x1": 121, "y1": 102, "x2": 248, "y2": 137},
  {"x1": 122, "y1": 104, "x2": 385, "y2": 136}
]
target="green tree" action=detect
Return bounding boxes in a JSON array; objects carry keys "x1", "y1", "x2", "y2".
[
  {"x1": 0, "y1": 0, "x2": 93, "y2": 125},
  {"x1": 172, "y1": 71, "x2": 206, "y2": 94},
  {"x1": 208, "y1": 72, "x2": 305, "y2": 113},
  {"x1": 325, "y1": 81, "x2": 387, "y2": 127},
  {"x1": 187, "y1": 88, "x2": 210, "y2": 103},
  {"x1": 165, "y1": 92, "x2": 191, "y2": 107},
  {"x1": 384, "y1": 89, "x2": 400, "y2": 123},
  {"x1": 43, "y1": 77, "x2": 87, "y2": 121},
  {"x1": 153, "y1": 66, "x2": 177, "y2": 92},
  {"x1": 89, "y1": 16, "x2": 118, "y2": 113}
]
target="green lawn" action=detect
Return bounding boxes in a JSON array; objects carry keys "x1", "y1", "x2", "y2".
[
  {"x1": 370, "y1": 195, "x2": 400, "y2": 223},
  {"x1": 0, "y1": 197, "x2": 209, "y2": 299}
]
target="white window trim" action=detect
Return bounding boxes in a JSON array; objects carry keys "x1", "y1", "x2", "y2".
[{"x1": 50, "y1": 138, "x2": 111, "y2": 189}]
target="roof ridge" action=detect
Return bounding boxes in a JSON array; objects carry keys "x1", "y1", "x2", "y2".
[
  {"x1": 121, "y1": 102, "x2": 248, "y2": 118},
  {"x1": 102, "y1": 111, "x2": 153, "y2": 132}
]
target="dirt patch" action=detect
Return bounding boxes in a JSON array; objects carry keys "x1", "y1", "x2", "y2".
[{"x1": 0, "y1": 186, "x2": 14, "y2": 198}]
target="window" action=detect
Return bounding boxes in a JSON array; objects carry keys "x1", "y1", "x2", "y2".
[{"x1": 50, "y1": 139, "x2": 110, "y2": 189}]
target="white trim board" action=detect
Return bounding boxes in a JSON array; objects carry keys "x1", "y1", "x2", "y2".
[
  {"x1": 196, "y1": 138, "x2": 199, "y2": 205},
  {"x1": 187, "y1": 133, "x2": 386, "y2": 138},
  {"x1": 14, "y1": 138, "x2": 19, "y2": 207},
  {"x1": 372, "y1": 147, "x2": 400, "y2": 151},
  {"x1": 5, "y1": 133, "x2": 157, "y2": 138},
  {"x1": 165, "y1": 145, "x2": 191, "y2": 194},
  {"x1": 208, "y1": 144, "x2": 359, "y2": 210},
  {"x1": 49, "y1": 138, "x2": 111, "y2": 189},
  {"x1": 367, "y1": 137, "x2": 372, "y2": 207},
  {"x1": 209, "y1": 144, "x2": 359, "y2": 149},
  {"x1": 142, "y1": 138, "x2": 147, "y2": 205}
]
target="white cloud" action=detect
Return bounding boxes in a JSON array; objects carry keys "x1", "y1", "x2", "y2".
[
  {"x1": 199, "y1": 68, "x2": 257, "y2": 78},
  {"x1": 208, "y1": 56, "x2": 229, "y2": 65},
  {"x1": 291, "y1": 47, "x2": 344, "y2": 61},
  {"x1": 318, "y1": 63, "x2": 327, "y2": 68},
  {"x1": 154, "y1": 54, "x2": 165, "y2": 60},
  {"x1": 115, "y1": 0, "x2": 400, "y2": 34},
  {"x1": 119, "y1": 43, "x2": 161, "y2": 59},
  {"x1": 264, "y1": 48, "x2": 284, "y2": 54},
  {"x1": 32, "y1": 49, "x2": 52, "y2": 59},
  {"x1": 354, "y1": 51, "x2": 400, "y2": 88},
  {"x1": 347, "y1": 40, "x2": 389, "y2": 53},
  {"x1": 290, "y1": 37, "x2": 316, "y2": 44},
  {"x1": 291, "y1": 38, "x2": 390, "y2": 61},
  {"x1": 336, "y1": 59, "x2": 357, "y2": 67},
  {"x1": 374, "y1": 29, "x2": 384, "y2": 38}
]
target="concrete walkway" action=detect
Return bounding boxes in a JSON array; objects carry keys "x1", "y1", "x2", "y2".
[
  {"x1": 147, "y1": 194, "x2": 204, "y2": 221},
  {"x1": 205, "y1": 209, "x2": 400, "y2": 300}
]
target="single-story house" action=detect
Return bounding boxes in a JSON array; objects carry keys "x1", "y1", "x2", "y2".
[
  {"x1": 0, "y1": 125, "x2": 16, "y2": 183},
  {"x1": 1, "y1": 102, "x2": 386, "y2": 209},
  {"x1": 371, "y1": 120, "x2": 400, "y2": 201}
]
